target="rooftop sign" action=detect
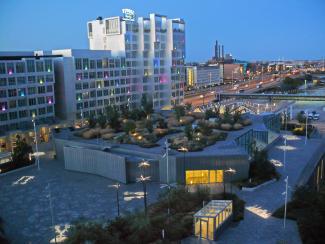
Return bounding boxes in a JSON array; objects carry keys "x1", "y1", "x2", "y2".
[{"x1": 122, "y1": 9, "x2": 136, "y2": 21}]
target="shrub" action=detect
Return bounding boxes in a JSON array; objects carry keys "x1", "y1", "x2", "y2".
[
  {"x1": 197, "y1": 120, "x2": 212, "y2": 136},
  {"x1": 184, "y1": 124, "x2": 193, "y2": 140},
  {"x1": 233, "y1": 123, "x2": 243, "y2": 130},
  {"x1": 88, "y1": 115, "x2": 97, "y2": 128},
  {"x1": 174, "y1": 105, "x2": 185, "y2": 121},
  {"x1": 123, "y1": 120, "x2": 136, "y2": 134},
  {"x1": 220, "y1": 123, "x2": 232, "y2": 131},
  {"x1": 144, "y1": 119, "x2": 153, "y2": 133},
  {"x1": 241, "y1": 119, "x2": 252, "y2": 126}
]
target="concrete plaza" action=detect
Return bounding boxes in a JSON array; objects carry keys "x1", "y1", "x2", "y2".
[{"x1": 0, "y1": 143, "x2": 162, "y2": 243}]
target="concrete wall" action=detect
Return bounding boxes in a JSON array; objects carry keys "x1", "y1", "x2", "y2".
[{"x1": 64, "y1": 146, "x2": 127, "y2": 183}]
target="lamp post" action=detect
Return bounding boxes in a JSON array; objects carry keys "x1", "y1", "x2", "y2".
[
  {"x1": 32, "y1": 113, "x2": 40, "y2": 170},
  {"x1": 225, "y1": 168, "x2": 236, "y2": 194},
  {"x1": 78, "y1": 97, "x2": 84, "y2": 127},
  {"x1": 305, "y1": 109, "x2": 308, "y2": 145},
  {"x1": 110, "y1": 183, "x2": 121, "y2": 217},
  {"x1": 178, "y1": 146, "x2": 188, "y2": 182},
  {"x1": 46, "y1": 183, "x2": 57, "y2": 244},
  {"x1": 283, "y1": 136, "x2": 287, "y2": 171},
  {"x1": 137, "y1": 160, "x2": 151, "y2": 217},
  {"x1": 200, "y1": 94, "x2": 205, "y2": 106},
  {"x1": 283, "y1": 176, "x2": 289, "y2": 229}
]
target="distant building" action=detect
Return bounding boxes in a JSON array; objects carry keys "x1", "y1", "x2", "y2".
[
  {"x1": 186, "y1": 64, "x2": 222, "y2": 88},
  {"x1": 223, "y1": 64, "x2": 244, "y2": 82}
]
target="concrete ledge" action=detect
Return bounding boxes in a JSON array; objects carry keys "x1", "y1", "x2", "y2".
[
  {"x1": 242, "y1": 178, "x2": 277, "y2": 192},
  {"x1": 0, "y1": 163, "x2": 36, "y2": 177}
]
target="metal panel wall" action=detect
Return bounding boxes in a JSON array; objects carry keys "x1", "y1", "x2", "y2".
[{"x1": 63, "y1": 146, "x2": 127, "y2": 183}]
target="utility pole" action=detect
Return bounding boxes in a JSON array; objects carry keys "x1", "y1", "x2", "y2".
[
  {"x1": 47, "y1": 183, "x2": 57, "y2": 244},
  {"x1": 283, "y1": 176, "x2": 289, "y2": 229}
]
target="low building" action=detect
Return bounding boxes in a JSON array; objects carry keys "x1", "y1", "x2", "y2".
[
  {"x1": 186, "y1": 65, "x2": 222, "y2": 88},
  {"x1": 223, "y1": 64, "x2": 244, "y2": 82}
]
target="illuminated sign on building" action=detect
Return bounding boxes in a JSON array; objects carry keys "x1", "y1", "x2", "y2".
[{"x1": 122, "y1": 9, "x2": 136, "y2": 21}]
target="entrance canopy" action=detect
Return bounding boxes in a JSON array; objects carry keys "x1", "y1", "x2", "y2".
[{"x1": 194, "y1": 200, "x2": 232, "y2": 218}]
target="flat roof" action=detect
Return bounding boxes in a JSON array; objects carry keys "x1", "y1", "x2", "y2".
[{"x1": 194, "y1": 200, "x2": 232, "y2": 218}]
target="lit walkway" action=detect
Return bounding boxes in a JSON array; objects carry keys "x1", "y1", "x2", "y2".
[{"x1": 216, "y1": 134, "x2": 324, "y2": 244}]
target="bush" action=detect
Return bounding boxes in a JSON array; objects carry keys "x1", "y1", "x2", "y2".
[
  {"x1": 65, "y1": 187, "x2": 245, "y2": 243},
  {"x1": 184, "y1": 124, "x2": 193, "y2": 140},
  {"x1": 233, "y1": 123, "x2": 243, "y2": 130},
  {"x1": 197, "y1": 120, "x2": 212, "y2": 136},
  {"x1": 273, "y1": 185, "x2": 325, "y2": 244},
  {"x1": 220, "y1": 123, "x2": 232, "y2": 131},
  {"x1": 174, "y1": 105, "x2": 185, "y2": 121},
  {"x1": 123, "y1": 120, "x2": 136, "y2": 134}
]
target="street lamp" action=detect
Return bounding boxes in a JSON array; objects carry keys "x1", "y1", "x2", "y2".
[
  {"x1": 109, "y1": 183, "x2": 121, "y2": 217},
  {"x1": 305, "y1": 109, "x2": 308, "y2": 145},
  {"x1": 283, "y1": 136, "x2": 287, "y2": 171},
  {"x1": 46, "y1": 183, "x2": 57, "y2": 244},
  {"x1": 282, "y1": 176, "x2": 289, "y2": 229},
  {"x1": 137, "y1": 160, "x2": 151, "y2": 217},
  {"x1": 78, "y1": 97, "x2": 84, "y2": 127},
  {"x1": 178, "y1": 146, "x2": 188, "y2": 183},
  {"x1": 200, "y1": 94, "x2": 205, "y2": 106},
  {"x1": 32, "y1": 113, "x2": 40, "y2": 170},
  {"x1": 225, "y1": 168, "x2": 237, "y2": 194}
]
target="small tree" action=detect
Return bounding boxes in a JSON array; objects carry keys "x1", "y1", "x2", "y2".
[
  {"x1": 123, "y1": 120, "x2": 136, "y2": 134},
  {"x1": 105, "y1": 105, "x2": 120, "y2": 130},
  {"x1": 223, "y1": 106, "x2": 232, "y2": 123},
  {"x1": 297, "y1": 112, "x2": 306, "y2": 124},
  {"x1": 12, "y1": 135, "x2": 33, "y2": 166},
  {"x1": 233, "y1": 110, "x2": 242, "y2": 123},
  {"x1": 205, "y1": 108, "x2": 215, "y2": 120},
  {"x1": 88, "y1": 115, "x2": 97, "y2": 128},
  {"x1": 174, "y1": 105, "x2": 185, "y2": 121},
  {"x1": 157, "y1": 118, "x2": 168, "y2": 129},
  {"x1": 198, "y1": 120, "x2": 212, "y2": 136},
  {"x1": 144, "y1": 119, "x2": 153, "y2": 133},
  {"x1": 129, "y1": 108, "x2": 146, "y2": 121},
  {"x1": 97, "y1": 114, "x2": 107, "y2": 129},
  {"x1": 184, "y1": 124, "x2": 193, "y2": 140},
  {"x1": 185, "y1": 103, "x2": 192, "y2": 112}
]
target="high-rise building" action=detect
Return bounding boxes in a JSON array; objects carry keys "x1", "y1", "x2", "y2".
[
  {"x1": 215, "y1": 40, "x2": 219, "y2": 59},
  {"x1": 0, "y1": 52, "x2": 56, "y2": 132},
  {"x1": 87, "y1": 10, "x2": 186, "y2": 109}
]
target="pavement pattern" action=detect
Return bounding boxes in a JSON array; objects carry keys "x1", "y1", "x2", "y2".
[{"x1": 0, "y1": 144, "x2": 162, "y2": 243}]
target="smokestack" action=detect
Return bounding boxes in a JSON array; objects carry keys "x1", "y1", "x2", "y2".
[
  {"x1": 221, "y1": 45, "x2": 225, "y2": 58},
  {"x1": 218, "y1": 45, "x2": 221, "y2": 59},
  {"x1": 215, "y1": 40, "x2": 219, "y2": 59}
]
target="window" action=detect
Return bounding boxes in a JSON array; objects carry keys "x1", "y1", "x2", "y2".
[
  {"x1": 88, "y1": 23, "x2": 93, "y2": 37},
  {"x1": 7, "y1": 63, "x2": 14, "y2": 74},
  {"x1": 29, "y1": 98, "x2": 36, "y2": 106},
  {"x1": 44, "y1": 60, "x2": 52, "y2": 72},
  {"x1": 75, "y1": 83, "x2": 82, "y2": 90},
  {"x1": 26, "y1": 60, "x2": 35, "y2": 72},
  {"x1": 82, "y1": 58, "x2": 89, "y2": 70},
  {"x1": 45, "y1": 75, "x2": 53, "y2": 83},
  {"x1": 46, "y1": 85, "x2": 53, "y2": 93},
  {"x1": 9, "y1": 100, "x2": 16, "y2": 108},
  {"x1": 16, "y1": 62, "x2": 25, "y2": 73},
  {"x1": 28, "y1": 76, "x2": 36, "y2": 84},
  {"x1": 17, "y1": 77, "x2": 26, "y2": 85},
  {"x1": 0, "y1": 113, "x2": 8, "y2": 121},
  {"x1": 47, "y1": 106, "x2": 53, "y2": 113},
  {"x1": 75, "y1": 58, "x2": 82, "y2": 70},
  {"x1": 38, "y1": 86, "x2": 46, "y2": 94},
  {"x1": 90, "y1": 60, "x2": 96, "y2": 69},
  {"x1": 19, "y1": 110, "x2": 28, "y2": 118},
  {"x1": 8, "y1": 89, "x2": 17, "y2": 97},
  {"x1": 0, "y1": 90, "x2": 6, "y2": 98},
  {"x1": 97, "y1": 60, "x2": 102, "y2": 69},
  {"x1": 0, "y1": 78, "x2": 7, "y2": 86},
  {"x1": 9, "y1": 112, "x2": 17, "y2": 120},
  {"x1": 37, "y1": 76, "x2": 44, "y2": 84},
  {"x1": 185, "y1": 170, "x2": 223, "y2": 185},
  {"x1": 18, "y1": 99, "x2": 27, "y2": 107},
  {"x1": 0, "y1": 63, "x2": 5, "y2": 74},
  {"x1": 38, "y1": 107, "x2": 46, "y2": 115},
  {"x1": 82, "y1": 82, "x2": 89, "y2": 89},
  {"x1": 36, "y1": 61, "x2": 44, "y2": 72},
  {"x1": 28, "y1": 87, "x2": 36, "y2": 95},
  {"x1": 37, "y1": 97, "x2": 45, "y2": 104},
  {"x1": 8, "y1": 77, "x2": 16, "y2": 86},
  {"x1": 18, "y1": 88, "x2": 26, "y2": 97}
]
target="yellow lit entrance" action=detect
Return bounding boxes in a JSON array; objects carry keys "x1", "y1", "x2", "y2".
[{"x1": 186, "y1": 170, "x2": 224, "y2": 185}]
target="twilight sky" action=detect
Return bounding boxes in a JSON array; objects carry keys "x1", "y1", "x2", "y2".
[{"x1": 0, "y1": 0, "x2": 324, "y2": 61}]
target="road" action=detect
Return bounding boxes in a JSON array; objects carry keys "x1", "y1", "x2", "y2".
[{"x1": 184, "y1": 73, "x2": 293, "y2": 107}]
